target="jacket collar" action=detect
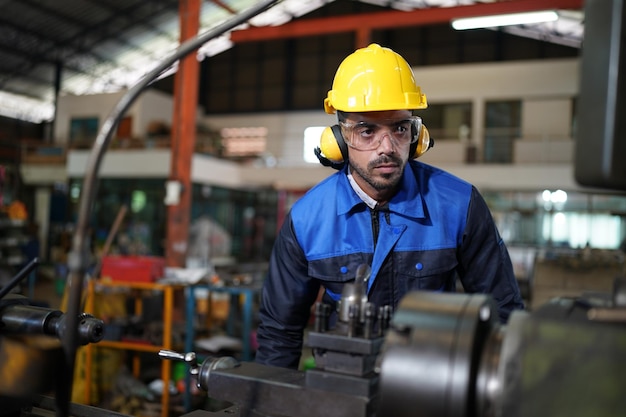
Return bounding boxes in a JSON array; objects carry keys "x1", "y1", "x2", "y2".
[{"x1": 336, "y1": 161, "x2": 426, "y2": 219}]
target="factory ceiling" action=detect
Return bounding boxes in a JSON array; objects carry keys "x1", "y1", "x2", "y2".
[{"x1": 0, "y1": 0, "x2": 584, "y2": 123}]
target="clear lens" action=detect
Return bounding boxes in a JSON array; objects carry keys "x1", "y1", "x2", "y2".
[{"x1": 340, "y1": 116, "x2": 422, "y2": 151}]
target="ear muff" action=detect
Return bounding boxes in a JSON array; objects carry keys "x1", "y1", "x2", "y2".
[
  {"x1": 410, "y1": 124, "x2": 434, "y2": 159},
  {"x1": 319, "y1": 125, "x2": 348, "y2": 162}
]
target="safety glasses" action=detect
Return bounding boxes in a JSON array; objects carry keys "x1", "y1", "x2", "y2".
[{"x1": 339, "y1": 116, "x2": 422, "y2": 151}]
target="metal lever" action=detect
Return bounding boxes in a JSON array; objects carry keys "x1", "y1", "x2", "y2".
[
  {"x1": 0, "y1": 257, "x2": 39, "y2": 300},
  {"x1": 159, "y1": 349, "x2": 200, "y2": 375}
]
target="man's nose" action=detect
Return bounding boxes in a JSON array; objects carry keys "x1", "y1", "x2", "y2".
[{"x1": 377, "y1": 131, "x2": 396, "y2": 152}]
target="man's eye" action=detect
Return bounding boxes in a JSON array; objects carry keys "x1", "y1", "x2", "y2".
[{"x1": 357, "y1": 127, "x2": 375, "y2": 136}]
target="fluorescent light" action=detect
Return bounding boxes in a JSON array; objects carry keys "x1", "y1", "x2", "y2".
[
  {"x1": 452, "y1": 11, "x2": 559, "y2": 30},
  {"x1": 0, "y1": 91, "x2": 54, "y2": 123}
]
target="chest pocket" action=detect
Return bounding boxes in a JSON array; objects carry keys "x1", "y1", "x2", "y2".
[
  {"x1": 394, "y1": 249, "x2": 458, "y2": 292},
  {"x1": 308, "y1": 253, "x2": 374, "y2": 300}
]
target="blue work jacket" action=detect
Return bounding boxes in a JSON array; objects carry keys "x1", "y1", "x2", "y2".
[{"x1": 256, "y1": 160, "x2": 524, "y2": 369}]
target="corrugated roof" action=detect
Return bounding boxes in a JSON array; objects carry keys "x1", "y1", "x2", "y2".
[{"x1": 0, "y1": 0, "x2": 584, "y2": 123}]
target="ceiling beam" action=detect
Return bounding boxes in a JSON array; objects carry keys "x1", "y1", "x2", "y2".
[
  {"x1": 230, "y1": 0, "x2": 584, "y2": 43},
  {"x1": 209, "y1": 0, "x2": 238, "y2": 15}
]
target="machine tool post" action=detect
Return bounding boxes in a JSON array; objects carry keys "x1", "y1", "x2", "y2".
[
  {"x1": 348, "y1": 304, "x2": 360, "y2": 337},
  {"x1": 314, "y1": 302, "x2": 330, "y2": 333},
  {"x1": 363, "y1": 303, "x2": 376, "y2": 339},
  {"x1": 159, "y1": 349, "x2": 200, "y2": 375},
  {"x1": 377, "y1": 305, "x2": 391, "y2": 336}
]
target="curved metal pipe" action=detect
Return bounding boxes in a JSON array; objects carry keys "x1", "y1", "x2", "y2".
[{"x1": 58, "y1": 1, "x2": 281, "y2": 416}]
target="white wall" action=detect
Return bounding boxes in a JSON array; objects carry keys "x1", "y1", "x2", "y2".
[
  {"x1": 54, "y1": 88, "x2": 185, "y2": 143},
  {"x1": 204, "y1": 58, "x2": 583, "y2": 191},
  {"x1": 65, "y1": 149, "x2": 584, "y2": 192},
  {"x1": 55, "y1": 90, "x2": 126, "y2": 143},
  {"x1": 521, "y1": 98, "x2": 573, "y2": 139},
  {"x1": 201, "y1": 58, "x2": 579, "y2": 167},
  {"x1": 202, "y1": 111, "x2": 336, "y2": 167},
  {"x1": 59, "y1": 58, "x2": 586, "y2": 192},
  {"x1": 416, "y1": 58, "x2": 578, "y2": 154},
  {"x1": 67, "y1": 149, "x2": 171, "y2": 178},
  {"x1": 134, "y1": 89, "x2": 176, "y2": 137},
  {"x1": 414, "y1": 59, "x2": 578, "y2": 100},
  {"x1": 67, "y1": 149, "x2": 281, "y2": 189}
]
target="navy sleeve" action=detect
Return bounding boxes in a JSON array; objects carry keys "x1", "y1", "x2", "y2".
[
  {"x1": 457, "y1": 187, "x2": 525, "y2": 322},
  {"x1": 255, "y1": 212, "x2": 321, "y2": 369}
]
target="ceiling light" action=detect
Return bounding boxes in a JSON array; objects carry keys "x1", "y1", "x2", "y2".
[
  {"x1": 452, "y1": 10, "x2": 559, "y2": 30},
  {"x1": 0, "y1": 91, "x2": 54, "y2": 123}
]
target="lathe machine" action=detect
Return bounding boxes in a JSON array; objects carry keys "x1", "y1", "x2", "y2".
[
  {"x1": 160, "y1": 276, "x2": 626, "y2": 417},
  {"x1": 8, "y1": 269, "x2": 626, "y2": 417}
]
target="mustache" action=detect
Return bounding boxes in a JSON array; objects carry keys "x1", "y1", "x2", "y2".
[{"x1": 369, "y1": 154, "x2": 402, "y2": 168}]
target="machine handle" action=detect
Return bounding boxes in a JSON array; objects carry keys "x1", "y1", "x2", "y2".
[{"x1": 159, "y1": 349, "x2": 199, "y2": 375}]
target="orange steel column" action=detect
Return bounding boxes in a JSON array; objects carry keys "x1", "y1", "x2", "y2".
[
  {"x1": 355, "y1": 27, "x2": 371, "y2": 49},
  {"x1": 166, "y1": 0, "x2": 201, "y2": 268},
  {"x1": 159, "y1": 285, "x2": 174, "y2": 417}
]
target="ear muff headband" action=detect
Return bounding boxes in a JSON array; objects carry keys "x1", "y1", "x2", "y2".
[
  {"x1": 318, "y1": 122, "x2": 434, "y2": 167},
  {"x1": 409, "y1": 123, "x2": 419, "y2": 157}
]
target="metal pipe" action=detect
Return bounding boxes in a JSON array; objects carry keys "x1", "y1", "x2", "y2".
[{"x1": 0, "y1": 257, "x2": 39, "y2": 300}]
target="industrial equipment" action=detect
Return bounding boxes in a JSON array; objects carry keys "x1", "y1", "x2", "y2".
[
  {"x1": 151, "y1": 277, "x2": 626, "y2": 417},
  {"x1": 0, "y1": 259, "x2": 105, "y2": 416},
  {"x1": 8, "y1": 274, "x2": 626, "y2": 417}
]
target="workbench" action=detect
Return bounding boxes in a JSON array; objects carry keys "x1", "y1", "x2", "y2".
[
  {"x1": 183, "y1": 281, "x2": 262, "y2": 411},
  {"x1": 185, "y1": 282, "x2": 261, "y2": 362},
  {"x1": 82, "y1": 276, "x2": 262, "y2": 414},
  {"x1": 83, "y1": 279, "x2": 185, "y2": 417}
]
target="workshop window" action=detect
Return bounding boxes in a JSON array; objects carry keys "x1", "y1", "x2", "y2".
[
  {"x1": 484, "y1": 100, "x2": 521, "y2": 163},
  {"x1": 418, "y1": 102, "x2": 472, "y2": 141},
  {"x1": 69, "y1": 117, "x2": 98, "y2": 148}
]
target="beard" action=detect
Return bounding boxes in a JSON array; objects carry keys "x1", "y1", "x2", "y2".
[{"x1": 349, "y1": 154, "x2": 405, "y2": 192}]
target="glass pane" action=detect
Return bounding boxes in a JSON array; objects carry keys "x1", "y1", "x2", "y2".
[
  {"x1": 484, "y1": 101, "x2": 521, "y2": 163},
  {"x1": 484, "y1": 189, "x2": 626, "y2": 249},
  {"x1": 418, "y1": 102, "x2": 472, "y2": 140}
]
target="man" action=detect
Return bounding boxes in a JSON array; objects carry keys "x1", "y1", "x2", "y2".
[{"x1": 255, "y1": 44, "x2": 524, "y2": 369}]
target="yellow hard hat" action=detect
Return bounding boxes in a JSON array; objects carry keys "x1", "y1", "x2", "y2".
[{"x1": 324, "y1": 43, "x2": 428, "y2": 114}]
